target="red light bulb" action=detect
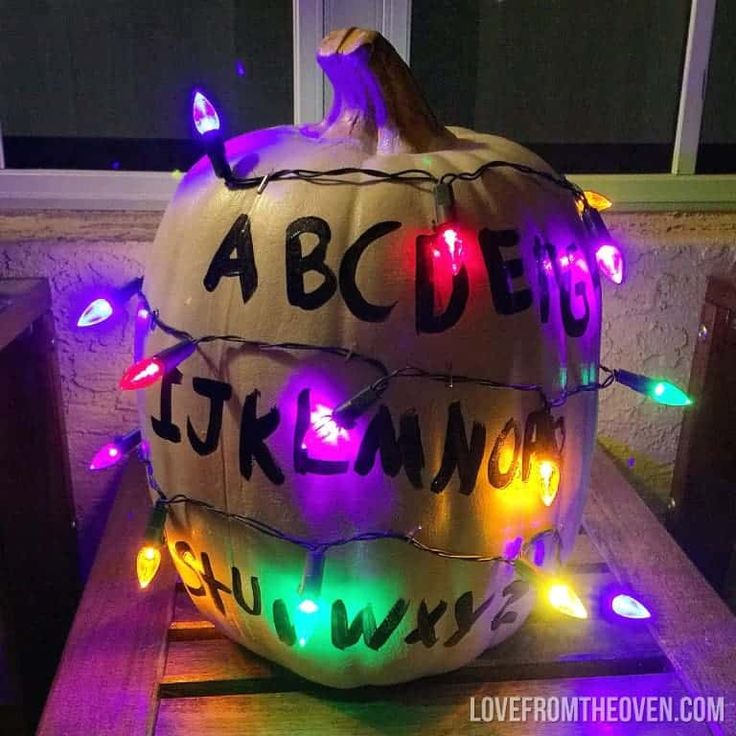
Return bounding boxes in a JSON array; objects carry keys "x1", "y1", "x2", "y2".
[
  {"x1": 119, "y1": 340, "x2": 195, "y2": 391},
  {"x1": 120, "y1": 356, "x2": 164, "y2": 390},
  {"x1": 433, "y1": 225, "x2": 465, "y2": 276}
]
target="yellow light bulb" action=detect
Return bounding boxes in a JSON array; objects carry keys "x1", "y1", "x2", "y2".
[
  {"x1": 548, "y1": 582, "x2": 588, "y2": 619},
  {"x1": 136, "y1": 544, "x2": 162, "y2": 589},
  {"x1": 576, "y1": 190, "x2": 613, "y2": 214},
  {"x1": 538, "y1": 459, "x2": 560, "y2": 507}
]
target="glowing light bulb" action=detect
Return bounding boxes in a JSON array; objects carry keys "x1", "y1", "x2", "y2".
[
  {"x1": 76, "y1": 278, "x2": 143, "y2": 328},
  {"x1": 192, "y1": 91, "x2": 220, "y2": 135},
  {"x1": 611, "y1": 594, "x2": 651, "y2": 620},
  {"x1": 77, "y1": 298, "x2": 114, "y2": 328},
  {"x1": 433, "y1": 225, "x2": 465, "y2": 276},
  {"x1": 596, "y1": 243, "x2": 625, "y2": 284},
  {"x1": 651, "y1": 381, "x2": 691, "y2": 406},
  {"x1": 137, "y1": 306, "x2": 150, "y2": 321},
  {"x1": 137, "y1": 503, "x2": 167, "y2": 589},
  {"x1": 298, "y1": 598, "x2": 319, "y2": 615},
  {"x1": 89, "y1": 429, "x2": 142, "y2": 470},
  {"x1": 89, "y1": 443, "x2": 120, "y2": 470},
  {"x1": 613, "y1": 369, "x2": 692, "y2": 407},
  {"x1": 548, "y1": 582, "x2": 588, "y2": 619},
  {"x1": 310, "y1": 404, "x2": 350, "y2": 445},
  {"x1": 577, "y1": 191, "x2": 613, "y2": 214},
  {"x1": 294, "y1": 549, "x2": 325, "y2": 646},
  {"x1": 538, "y1": 459, "x2": 560, "y2": 507},
  {"x1": 137, "y1": 545, "x2": 161, "y2": 589},
  {"x1": 120, "y1": 340, "x2": 196, "y2": 391},
  {"x1": 120, "y1": 357, "x2": 163, "y2": 390}
]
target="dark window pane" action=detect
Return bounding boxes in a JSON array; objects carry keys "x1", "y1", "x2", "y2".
[
  {"x1": 0, "y1": 1, "x2": 293, "y2": 171},
  {"x1": 410, "y1": 0, "x2": 690, "y2": 173},
  {"x1": 698, "y1": 0, "x2": 736, "y2": 173}
]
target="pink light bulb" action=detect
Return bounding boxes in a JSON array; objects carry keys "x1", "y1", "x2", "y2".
[
  {"x1": 89, "y1": 429, "x2": 142, "y2": 470},
  {"x1": 89, "y1": 442, "x2": 122, "y2": 470},
  {"x1": 596, "y1": 243, "x2": 625, "y2": 284},
  {"x1": 192, "y1": 91, "x2": 220, "y2": 135}
]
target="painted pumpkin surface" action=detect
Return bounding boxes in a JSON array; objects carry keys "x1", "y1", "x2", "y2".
[{"x1": 140, "y1": 28, "x2": 601, "y2": 687}]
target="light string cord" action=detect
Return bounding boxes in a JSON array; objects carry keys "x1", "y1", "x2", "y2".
[
  {"x1": 366, "y1": 364, "x2": 616, "y2": 410},
  {"x1": 138, "y1": 290, "x2": 611, "y2": 408},
  {"x1": 140, "y1": 453, "x2": 561, "y2": 565},
  {"x1": 141, "y1": 292, "x2": 389, "y2": 378},
  {"x1": 221, "y1": 160, "x2": 586, "y2": 207}
]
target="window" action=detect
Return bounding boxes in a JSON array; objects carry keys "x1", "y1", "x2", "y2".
[
  {"x1": 0, "y1": 0, "x2": 734, "y2": 209},
  {"x1": 0, "y1": 0, "x2": 293, "y2": 171},
  {"x1": 698, "y1": 0, "x2": 736, "y2": 173},
  {"x1": 410, "y1": 0, "x2": 691, "y2": 174}
]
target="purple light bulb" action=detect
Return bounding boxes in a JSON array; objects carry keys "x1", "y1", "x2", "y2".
[
  {"x1": 89, "y1": 429, "x2": 142, "y2": 470},
  {"x1": 77, "y1": 298, "x2": 114, "y2": 328},
  {"x1": 76, "y1": 277, "x2": 143, "y2": 329},
  {"x1": 192, "y1": 91, "x2": 220, "y2": 135}
]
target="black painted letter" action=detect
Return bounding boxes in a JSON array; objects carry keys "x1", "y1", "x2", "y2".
[
  {"x1": 285, "y1": 216, "x2": 337, "y2": 310},
  {"x1": 186, "y1": 377, "x2": 232, "y2": 456},
  {"x1": 203, "y1": 214, "x2": 258, "y2": 303},
  {"x1": 339, "y1": 221, "x2": 400, "y2": 322}
]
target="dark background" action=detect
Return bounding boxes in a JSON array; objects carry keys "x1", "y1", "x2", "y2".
[{"x1": 0, "y1": 0, "x2": 733, "y2": 173}]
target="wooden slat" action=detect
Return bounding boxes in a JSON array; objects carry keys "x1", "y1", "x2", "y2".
[
  {"x1": 586, "y1": 446, "x2": 736, "y2": 735},
  {"x1": 161, "y1": 570, "x2": 666, "y2": 697},
  {"x1": 38, "y1": 460, "x2": 177, "y2": 736},
  {"x1": 566, "y1": 528, "x2": 608, "y2": 572},
  {"x1": 168, "y1": 590, "x2": 219, "y2": 641},
  {"x1": 155, "y1": 672, "x2": 710, "y2": 736}
]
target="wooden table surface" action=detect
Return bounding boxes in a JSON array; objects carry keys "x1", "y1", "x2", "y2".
[{"x1": 38, "y1": 448, "x2": 736, "y2": 735}]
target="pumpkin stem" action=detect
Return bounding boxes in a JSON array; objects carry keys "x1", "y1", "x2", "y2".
[{"x1": 313, "y1": 27, "x2": 456, "y2": 154}]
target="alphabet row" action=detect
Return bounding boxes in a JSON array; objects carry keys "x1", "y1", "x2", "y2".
[
  {"x1": 203, "y1": 215, "x2": 598, "y2": 337},
  {"x1": 152, "y1": 374, "x2": 565, "y2": 495},
  {"x1": 175, "y1": 540, "x2": 531, "y2": 651}
]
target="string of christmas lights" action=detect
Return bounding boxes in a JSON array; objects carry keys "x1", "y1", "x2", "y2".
[
  {"x1": 135, "y1": 455, "x2": 652, "y2": 625},
  {"x1": 80, "y1": 91, "x2": 663, "y2": 633},
  {"x1": 116, "y1": 296, "x2": 691, "y2": 414},
  {"x1": 189, "y1": 90, "x2": 624, "y2": 286}
]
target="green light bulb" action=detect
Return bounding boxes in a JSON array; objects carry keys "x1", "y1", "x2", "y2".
[
  {"x1": 614, "y1": 369, "x2": 693, "y2": 407},
  {"x1": 649, "y1": 380, "x2": 692, "y2": 407},
  {"x1": 298, "y1": 598, "x2": 319, "y2": 615}
]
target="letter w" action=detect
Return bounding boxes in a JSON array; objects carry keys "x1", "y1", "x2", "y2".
[{"x1": 331, "y1": 599, "x2": 409, "y2": 651}]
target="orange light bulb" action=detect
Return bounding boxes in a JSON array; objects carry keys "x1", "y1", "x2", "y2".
[{"x1": 577, "y1": 190, "x2": 613, "y2": 214}]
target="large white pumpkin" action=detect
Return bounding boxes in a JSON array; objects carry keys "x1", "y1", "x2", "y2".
[{"x1": 139, "y1": 28, "x2": 600, "y2": 687}]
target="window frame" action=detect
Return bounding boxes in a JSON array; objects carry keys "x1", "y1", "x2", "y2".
[{"x1": 1, "y1": 0, "x2": 734, "y2": 212}]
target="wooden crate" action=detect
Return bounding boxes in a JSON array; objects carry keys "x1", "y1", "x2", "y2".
[
  {"x1": 39, "y1": 449, "x2": 736, "y2": 735},
  {"x1": 0, "y1": 278, "x2": 80, "y2": 734},
  {"x1": 669, "y1": 275, "x2": 736, "y2": 594}
]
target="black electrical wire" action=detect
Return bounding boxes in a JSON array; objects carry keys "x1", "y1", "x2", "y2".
[
  {"x1": 141, "y1": 455, "x2": 560, "y2": 565},
  {"x1": 221, "y1": 160, "x2": 586, "y2": 207}
]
